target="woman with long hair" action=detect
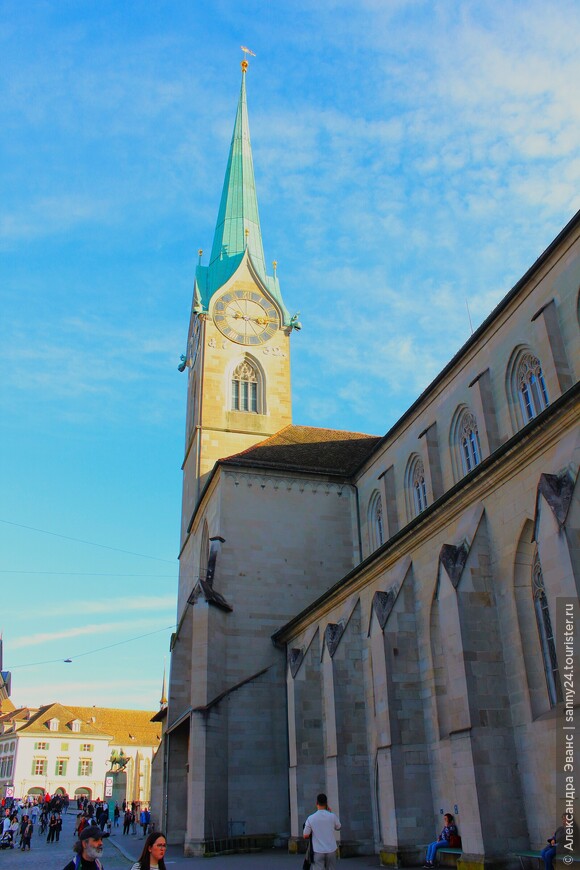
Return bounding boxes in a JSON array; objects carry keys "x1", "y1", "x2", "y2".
[{"x1": 130, "y1": 830, "x2": 167, "y2": 870}]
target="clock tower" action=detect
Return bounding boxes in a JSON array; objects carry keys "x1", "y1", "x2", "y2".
[{"x1": 180, "y1": 60, "x2": 297, "y2": 536}]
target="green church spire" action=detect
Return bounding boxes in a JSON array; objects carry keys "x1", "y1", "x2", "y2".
[
  {"x1": 209, "y1": 60, "x2": 266, "y2": 279},
  {"x1": 194, "y1": 60, "x2": 289, "y2": 322}
]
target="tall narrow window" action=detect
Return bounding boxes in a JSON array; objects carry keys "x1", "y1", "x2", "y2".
[
  {"x1": 199, "y1": 521, "x2": 209, "y2": 581},
  {"x1": 517, "y1": 353, "x2": 549, "y2": 422},
  {"x1": 232, "y1": 360, "x2": 258, "y2": 412},
  {"x1": 532, "y1": 551, "x2": 562, "y2": 707},
  {"x1": 368, "y1": 492, "x2": 384, "y2": 551},
  {"x1": 405, "y1": 454, "x2": 428, "y2": 520},
  {"x1": 459, "y1": 411, "x2": 482, "y2": 474},
  {"x1": 413, "y1": 459, "x2": 428, "y2": 515}
]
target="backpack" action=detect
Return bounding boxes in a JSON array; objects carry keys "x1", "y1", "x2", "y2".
[
  {"x1": 449, "y1": 833, "x2": 462, "y2": 849},
  {"x1": 74, "y1": 856, "x2": 102, "y2": 870}
]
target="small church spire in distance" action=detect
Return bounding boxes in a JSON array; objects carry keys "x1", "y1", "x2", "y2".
[{"x1": 160, "y1": 661, "x2": 168, "y2": 708}]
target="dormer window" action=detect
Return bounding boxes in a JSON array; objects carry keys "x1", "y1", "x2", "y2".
[
  {"x1": 71, "y1": 720, "x2": 81, "y2": 732},
  {"x1": 48, "y1": 718, "x2": 59, "y2": 732}
]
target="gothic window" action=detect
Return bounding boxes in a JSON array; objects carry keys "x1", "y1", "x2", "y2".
[
  {"x1": 368, "y1": 491, "x2": 384, "y2": 551},
  {"x1": 199, "y1": 521, "x2": 209, "y2": 581},
  {"x1": 450, "y1": 406, "x2": 482, "y2": 479},
  {"x1": 231, "y1": 360, "x2": 259, "y2": 412},
  {"x1": 517, "y1": 353, "x2": 549, "y2": 422},
  {"x1": 532, "y1": 551, "x2": 562, "y2": 707},
  {"x1": 405, "y1": 454, "x2": 428, "y2": 519},
  {"x1": 186, "y1": 378, "x2": 197, "y2": 445}
]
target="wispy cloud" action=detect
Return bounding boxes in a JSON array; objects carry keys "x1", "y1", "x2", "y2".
[
  {"x1": 10, "y1": 618, "x2": 173, "y2": 652},
  {"x1": 42, "y1": 594, "x2": 176, "y2": 618}
]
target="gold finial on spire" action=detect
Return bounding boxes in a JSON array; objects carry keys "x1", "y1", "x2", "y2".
[
  {"x1": 198, "y1": 248, "x2": 203, "y2": 264},
  {"x1": 244, "y1": 227, "x2": 249, "y2": 248},
  {"x1": 240, "y1": 45, "x2": 256, "y2": 72},
  {"x1": 273, "y1": 260, "x2": 278, "y2": 277}
]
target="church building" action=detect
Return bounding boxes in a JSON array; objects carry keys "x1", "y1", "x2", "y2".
[{"x1": 158, "y1": 60, "x2": 580, "y2": 867}]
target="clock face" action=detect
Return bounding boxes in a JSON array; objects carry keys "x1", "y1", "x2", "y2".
[
  {"x1": 188, "y1": 315, "x2": 202, "y2": 368},
  {"x1": 213, "y1": 289, "x2": 280, "y2": 345}
]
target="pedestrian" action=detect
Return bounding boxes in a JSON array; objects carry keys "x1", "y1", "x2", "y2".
[
  {"x1": 17, "y1": 814, "x2": 28, "y2": 849},
  {"x1": 130, "y1": 830, "x2": 167, "y2": 870},
  {"x1": 123, "y1": 809, "x2": 133, "y2": 835},
  {"x1": 424, "y1": 813, "x2": 459, "y2": 868},
  {"x1": 62, "y1": 824, "x2": 109, "y2": 870},
  {"x1": 541, "y1": 815, "x2": 577, "y2": 870},
  {"x1": 114, "y1": 802, "x2": 120, "y2": 828},
  {"x1": 20, "y1": 815, "x2": 33, "y2": 850},
  {"x1": 303, "y1": 793, "x2": 341, "y2": 869},
  {"x1": 140, "y1": 806, "x2": 151, "y2": 837},
  {"x1": 47, "y1": 812, "x2": 59, "y2": 843}
]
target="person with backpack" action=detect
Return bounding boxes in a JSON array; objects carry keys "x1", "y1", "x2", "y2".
[
  {"x1": 423, "y1": 813, "x2": 460, "y2": 868},
  {"x1": 62, "y1": 824, "x2": 109, "y2": 870}
]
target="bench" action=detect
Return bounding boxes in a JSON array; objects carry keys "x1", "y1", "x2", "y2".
[
  {"x1": 514, "y1": 850, "x2": 580, "y2": 870},
  {"x1": 435, "y1": 847, "x2": 463, "y2": 865}
]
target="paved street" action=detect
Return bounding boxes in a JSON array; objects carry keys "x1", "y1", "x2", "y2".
[
  {"x1": 0, "y1": 812, "x2": 382, "y2": 868},
  {"x1": 0, "y1": 812, "x2": 130, "y2": 869}
]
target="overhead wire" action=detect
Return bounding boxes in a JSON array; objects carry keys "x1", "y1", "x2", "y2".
[
  {"x1": 0, "y1": 518, "x2": 176, "y2": 564},
  {"x1": 6, "y1": 625, "x2": 176, "y2": 670},
  {"x1": 0, "y1": 571, "x2": 175, "y2": 577}
]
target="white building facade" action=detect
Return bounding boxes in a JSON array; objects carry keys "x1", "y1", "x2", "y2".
[{"x1": 0, "y1": 702, "x2": 160, "y2": 803}]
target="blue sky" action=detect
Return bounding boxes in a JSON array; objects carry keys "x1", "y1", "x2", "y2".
[{"x1": 2, "y1": 0, "x2": 579, "y2": 710}]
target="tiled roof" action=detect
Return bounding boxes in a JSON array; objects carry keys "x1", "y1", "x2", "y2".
[
  {"x1": 12, "y1": 703, "x2": 109, "y2": 737},
  {"x1": 1, "y1": 703, "x2": 160, "y2": 747},
  {"x1": 221, "y1": 425, "x2": 381, "y2": 477},
  {"x1": 66, "y1": 706, "x2": 161, "y2": 747}
]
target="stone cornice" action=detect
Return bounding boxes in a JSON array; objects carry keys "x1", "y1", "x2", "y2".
[{"x1": 223, "y1": 469, "x2": 349, "y2": 496}]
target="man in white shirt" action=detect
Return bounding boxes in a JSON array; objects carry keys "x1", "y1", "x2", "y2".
[{"x1": 303, "y1": 793, "x2": 341, "y2": 869}]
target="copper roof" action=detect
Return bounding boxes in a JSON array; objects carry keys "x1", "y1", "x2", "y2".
[{"x1": 221, "y1": 425, "x2": 381, "y2": 477}]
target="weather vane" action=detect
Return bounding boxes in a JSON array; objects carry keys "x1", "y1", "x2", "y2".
[{"x1": 240, "y1": 45, "x2": 256, "y2": 71}]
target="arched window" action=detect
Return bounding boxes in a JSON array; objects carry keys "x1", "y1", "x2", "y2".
[
  {"x1": 405, "y1": 454, "x2": 428, "y2": 519},
  {"x1": 450, "y1": 406, "x2": 482, "y2": 479},
  {"x1": 517, "y1": 353, "x2": 549, "y2": 422},
  {"x1": 532, "y1": 551, "x2": 562, "y2": 707},
  {"x1": 186, "y1": 377, "x2": 197, "y2": 444},
  {"x1": 231, "y1": 359, "x2": 259, "y2": 412},
  {"x1": 199, "y1": 522, "x2": 209, "y2": 580},
  {"x1": 368, "y1": 491, "x2": 384, "y2": 551}
]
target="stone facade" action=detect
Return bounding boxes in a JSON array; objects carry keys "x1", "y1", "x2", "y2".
[
  {"x1": 275, "y1": 217, "x2": 580, "y2": 865},
  {"x1": 160, "y1": 61, "x2": 580, "y2": 866}
]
